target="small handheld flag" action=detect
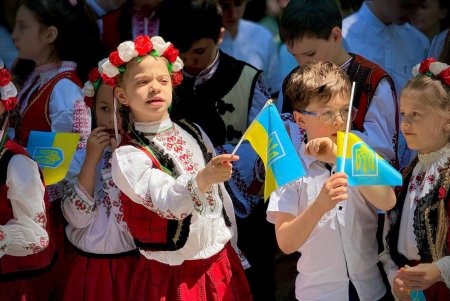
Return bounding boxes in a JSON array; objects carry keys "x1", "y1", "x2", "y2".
[
  {"x1": 27, "y1": 131, "x2": 80, "y2": 185},
  {"x1": 411, "y1": 290, "x2": 426, "y2": 301},
  {"x1": 236, "y1": 103, "x2": 306, "y2": 199},
  {"x1": 336, "y1": 131, "x2": 402, "y2": 186}
]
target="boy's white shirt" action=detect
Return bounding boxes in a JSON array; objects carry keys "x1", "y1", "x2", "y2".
[{"x1": 267, "y1": 143, "x2": 386, "y2": 301}]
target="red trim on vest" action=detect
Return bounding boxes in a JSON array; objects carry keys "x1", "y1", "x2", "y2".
[
  {"x1": 0, "y1": 140, "x2": 54, "y2": 275},
  {"x1": 17, "y1": 71, "x2": 82, "y2": 146}
]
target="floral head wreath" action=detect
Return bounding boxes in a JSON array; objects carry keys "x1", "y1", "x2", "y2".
[
  {"x1": 82, "y1": 58, "x2": 109, "y2": 109},
  {"x1": 99, "y1": 35, "x2": 184, "y2": 87},
  {"x1": 0, "y1": 60, "x2": 18, "y2": 112},
  {"x1": 412, "y1": 58, "x2": 450, "y2": 87}
]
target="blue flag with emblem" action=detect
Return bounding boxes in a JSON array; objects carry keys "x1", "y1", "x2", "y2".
[{"x1": 243, "y1": 103, "x2": 306, "y2": 199}]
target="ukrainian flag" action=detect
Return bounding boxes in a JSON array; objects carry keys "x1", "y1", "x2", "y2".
[
  {"x1": 336, "y1": 131, "x2": 402, "y2": 186},
  {"x1": 243, "y1": 104, "x2": 305, "y2": 199},
  {"x1": 27, "y1": 131, "x2": 80, "y2": 185}
]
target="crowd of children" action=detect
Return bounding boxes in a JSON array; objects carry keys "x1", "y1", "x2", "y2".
[{"x1": 0, "y1": 0, "x2": 450, "y2": 300}]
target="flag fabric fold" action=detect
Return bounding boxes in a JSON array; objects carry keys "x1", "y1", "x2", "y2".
[
  {"x1": 26, "y1": 131, "x2": 80, "y2": 185},
  {"x1": 336, "y1": 131, "x2": 402, "y2": 186},
  {"x1": 243, "y1": 104, "x2": 306, "y2": 199}
]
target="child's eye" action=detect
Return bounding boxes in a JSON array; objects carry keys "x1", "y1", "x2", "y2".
[
  {"x1": 137, "y1": 80, "x2": 148, "y2": 86},
  {"x1": 306, "y1": 52, "x2": 315, "y2": 57},
  {"x1": 100, "y1": 106, "x2": 110, "y2": 112},
  {"x1": 193, "y1": 48, "x2": 206, "y2": 55},
  {"x1": 400, "y1": 112, "x2": 405, "y2": 117}
]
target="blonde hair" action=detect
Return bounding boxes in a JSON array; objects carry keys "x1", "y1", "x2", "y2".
[
  {"x1": 285, "y1": 61, "x2": 351, "y2": 111},
  {"x1": 402, "y1": 74, "x2": 450, "y2": 260}
]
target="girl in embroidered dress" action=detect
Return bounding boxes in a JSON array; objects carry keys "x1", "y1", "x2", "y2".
[
  {"x1": 0, "y1": 61, "x2": 52, "y2": 301},
  {"x1": 60, "y1": 62, "x2": 138, "y2": 301},
  {"x1": 99, "y1": 35, "x2": 252, "y2": 300},
  {"x1": 380, "y1": 58, "x2": 450, "y2": 300}
]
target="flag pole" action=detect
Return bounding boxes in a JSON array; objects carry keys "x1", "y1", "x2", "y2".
[
  {"x1": 339, "y1": 82, "x2": 356, "y2": 173},
  {"x1": 231, "y1": 99, "x2": 273, "y2": 156}
]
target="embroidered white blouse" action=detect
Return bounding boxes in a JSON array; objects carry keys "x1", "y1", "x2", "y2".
[
  {"x1": 111, "y1": 118, "x2": 239, "y2": 266},
  {"x1": 62, "y1": 148, "x2": 136, "y2": 254},
  {"x1": 380, "y1": 144, "x2": 450, "y2": 289},
  {"x1": 0, "y1": 154, "x2": 49, "y2": 257},
  {"x1": 17, "y1": 61, "x2": 91, "y2": 201}
]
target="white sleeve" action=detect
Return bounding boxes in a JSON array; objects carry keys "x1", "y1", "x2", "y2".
[
  {"x1": 111, "y1": 145, "x2": 212, "y2": 220},
  {"x1": 49, "y1": 79, "x2": 91, "y2": 182},
  {"x1": 379, "y1": 213, "x2": 400, "y2": 294},
  {"x1": 0, "y1": 155, "x2": 48, "y2": 257},
  {"x1": 352, "y1": 78, "x2": 396, "y2": 161},
  {"x1": 435, "y1": 256, "x2": 450, "y2": 289},
  {"x1": 267, "y1": 181, "x2": 301, "y2": 224},
  {"x1": 61, "y1": 179, "x2": 97, "y2": 229}
]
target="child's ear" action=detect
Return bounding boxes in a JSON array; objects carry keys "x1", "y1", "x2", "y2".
[
  {"x1": 45, "y1": 26, "x2": 58, "y2": 44},
  {"x1": 216, "y1": 27, "x2": 226, "y2": 45},
  {"x1": 329, "y1": 26, "x2": 343, "y2": 43},
  {"x1": 115, "y1": 87, "x2": 128, "y2": 106},
  {"x1": 293, "y1": 110, "x2": 306, "y2": 128}
]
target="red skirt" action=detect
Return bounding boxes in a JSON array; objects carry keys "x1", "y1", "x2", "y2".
[
  {"x1": 129, "y1": 243, "x2": 253, "y2": 301},
  {"x1": 61, "y1": 248, "x2": 139, "y2": 301},
  {"x1": 424, "y1": 281, "x2": 450, "y2": 300}
]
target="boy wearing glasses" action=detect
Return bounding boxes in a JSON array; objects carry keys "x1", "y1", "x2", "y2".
[{"x1": 267, "y1": 60, "x2": 396, "y2": 301}]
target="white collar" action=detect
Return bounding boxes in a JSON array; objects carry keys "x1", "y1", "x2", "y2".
[{"x1": 134, "y1": 117, "x2": 173, "y2": 134}]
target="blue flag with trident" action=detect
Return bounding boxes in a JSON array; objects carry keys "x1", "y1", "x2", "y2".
[{"x1": 233, "y1": 101, "x2": 306, "y2": 199}]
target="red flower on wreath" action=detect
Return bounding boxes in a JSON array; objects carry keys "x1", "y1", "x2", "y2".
[
  {"x1": 0, "y1": 68, "x2": 11, "y2": 86},
  {"x1": 101, "y1": 73, "x2": 116, "y2": 87},
  {"x1": 88, "y1": 68, "x2": 100, "y2": 83},
  {"x1": 439, "y1": 187, "x2": 447, "y2": 199},
  {"x1": 109, "y1": 51, "x2": 124, "y2": 67},
  {"x1": 438, "y1": 68, "x2": 450, "y2": 86},
  {"x1": 134, "y1": 35, "x2": 153, "y2": 56},
  {"x1": 419, "y1": 58, "x2": 437, "y2": 73},
  {"x1": 163, "y1": 44, "x2": 179, "y2": 63},
  {"x1": 171, "y1": 71, "x2": 183, "y2": 86}
]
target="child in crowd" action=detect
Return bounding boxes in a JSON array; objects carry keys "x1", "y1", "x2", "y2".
[
  {"x1": 0, "y1": 60, "x2": 52, "y2": 301},
  {"x1": 159, "y1": 1, "x2": 277, "y2": 298},
  {"x1": 99, "y1": 34, "x2": 252, "y2": 300},
  {"x1": 410, "y1": 0, "x2": 449, "y2": 41},
  {"x1": 268, "y1": 61, "x2": 396, "y2": 301},
  {"x1": 218, "y1": 0, "x2": 282, "y2": 95},
  {"x1": 381, "y1": 58, "x2": 450, "y2": 300},
  {"x1": 61, "y1": 63, "x2": 138, "y2": 301}
]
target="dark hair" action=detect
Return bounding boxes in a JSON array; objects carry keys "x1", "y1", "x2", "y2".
[
  {"x1": 280, "y1": 0, "x2": 342, "y2": 47},
  {"x1": 440, "y1": 29, "x2": 450, "y2": 64},
  {"x1": 285, "y1": 60, "x2": 351, "y2": 111},
  {"x1": 159, "y1": 0, "x2": 223, "y2": 53},
  {"x1": 18, "y1": 0, "x2": 104, "y2": 82}
]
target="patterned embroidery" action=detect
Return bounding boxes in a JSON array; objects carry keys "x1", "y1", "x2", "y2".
[
  {"x1": 72, "y1": 99, "x2": 91, "y2": 150},
  {"x1": 0, "y1": 228, "x2": 5, "y2": 242},
  {"x1": 24, "y1": 236, "x2": 49, "y2": 254},
  {"x1": 187, "y1": 179, "x2": 204, "y2": 214},
  {"x1": 256, "y1": 74, "x2": 271, "y2": 99},
  {"x1": 67, "y1": 188, "x2": 95, "y2": 213},
  {"x1": 34, "y1": 212, "x2": 47, "y2": 228},
  {"x1": 47, "y1": 184, "x2": 64, "y2": 202}
]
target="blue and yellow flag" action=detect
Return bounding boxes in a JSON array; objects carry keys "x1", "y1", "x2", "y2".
[
  {"x1": 243, "y1": 104, "x2": 305, "y2": 199},
  {"x1": 27, "y1": 131, "x2": 80, "y2": 185},
  {"x1": 336, "y1": 131, "x2": 402, "y2": 186}
]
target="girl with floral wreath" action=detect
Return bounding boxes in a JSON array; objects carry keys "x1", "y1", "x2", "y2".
[
  {"x1": 0, "y1": 60, "x2": 53, "y2": 301},
  {"x1": 60, "y1": 60, "x2": 139, "y2": 301},
  {"x1": 99, "y1": 34, "x2": 253, "y2": 300},
  {"x1": 380, "y1": 58, "x2": 450, "y2": 300}
]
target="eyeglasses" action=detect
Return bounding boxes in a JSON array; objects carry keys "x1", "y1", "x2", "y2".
[{"x1": 298, "y1": 107, "x2": 358, "y2": 124}]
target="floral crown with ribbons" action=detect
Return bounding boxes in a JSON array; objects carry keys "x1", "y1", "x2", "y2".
[
  {"x1": 82, "y1": 58, "x2": 109, "y2": 109},
  {"x1": 0, "y1": 60, "x2": 18, "y2": 112},
  {"x1": 412, "y1": 58, "x2": 450, "y2": 87},
  {"x1": 99, "y1": 35, "x2": 184, "y2": 87}
]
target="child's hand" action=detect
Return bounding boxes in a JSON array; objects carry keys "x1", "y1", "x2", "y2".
[
  {"x1": 196, "y1": 154, "x2": 240, "y2": 193},
  {"x1": 316, "y1": 172, "x2": 348, "y2": 212},
  {"x1": 392, "y1": 275, "x2": 411, "y2": 301},
  {"x1": 305, "y1": 137, "x2": 337, "y2": 164},
  {"x1": 397, "y1": 264, "x2": 442, "y2": 291},
  {"x1": 86, "y1": 127, "x2": 111, "y2": 163}
]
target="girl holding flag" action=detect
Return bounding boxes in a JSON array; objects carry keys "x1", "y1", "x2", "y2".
[
  {"x1": 99, "y1": 35, "x2": 252, "y2": 300},
  {"x1": 381, "y1": 58, "x2": 450, "y2": 300}
]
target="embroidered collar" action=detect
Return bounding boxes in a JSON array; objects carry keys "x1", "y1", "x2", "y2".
[
  {"x1": 183, "y1": 50, "x2": 220, "y2": 87},
  {"x1": 418, "y1": 143, "x2": 450, "y2": 166},
  {"x1": 134, "y1": 117, "x2": 173, "y2": 134}
]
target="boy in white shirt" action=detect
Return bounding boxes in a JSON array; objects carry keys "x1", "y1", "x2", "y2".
[{"x1": 267, "y1": 60, "x2": 397, "y2": 301}]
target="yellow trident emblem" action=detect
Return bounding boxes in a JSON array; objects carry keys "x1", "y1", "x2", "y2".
[{"x1": 353, "y1": 143, "x2": 377, "y2": 176}]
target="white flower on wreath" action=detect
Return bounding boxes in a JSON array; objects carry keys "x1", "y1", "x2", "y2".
[
  {"x1": 429, "y1": 62, "x2": 448, "y2": 76},
  {"x1": 97, "y1": 58, "x2": 108, "y2": 74},
  {"x1": 82, "y1": 81, "x2": 95, "y2": 98},
  {"x1": 151, "y1": 36, "x2": 170, "y2": 56},
  {"x1": 102, "y1": 60, "x2": 120, "y2": 78},
  {"x1": 118, "y1": 41, "x2": 138, "y2": 62},
  {"x1": 0, "y1": 83, "x2": 17, "y2": 100}
]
